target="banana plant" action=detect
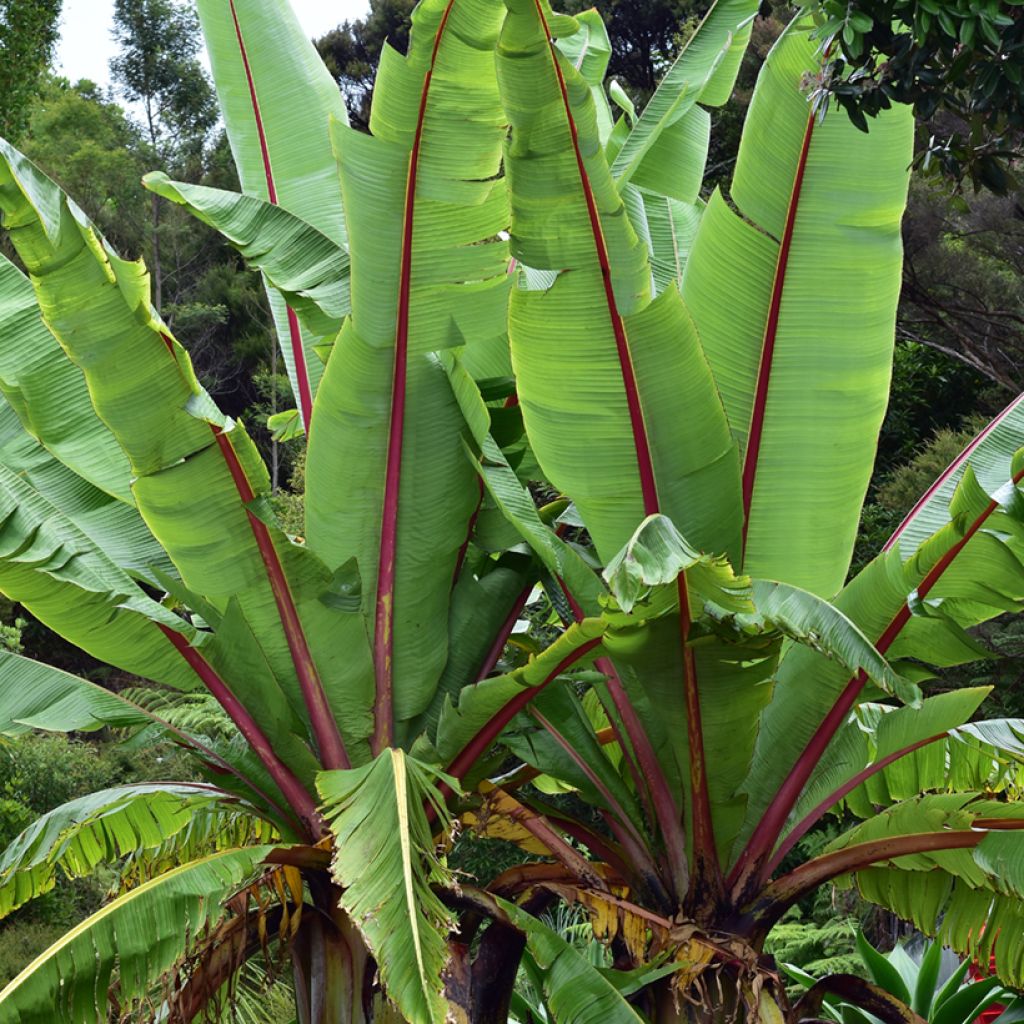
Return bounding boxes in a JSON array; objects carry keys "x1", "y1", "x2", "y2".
[{"x1": 1, "y1": 0, "x2": 1024, "y2": 1022}]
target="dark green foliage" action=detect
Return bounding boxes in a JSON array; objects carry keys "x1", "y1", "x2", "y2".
[
  {"x1": 21, "y1": 78, "x2": 149, "y2": 254},
  {"x1": 110, "y1": 0, "x2": 216, "y2": 162},
  {"x1": 900, "y1": 181, "x2": 1024, "y2": 394},
  {"x1": 764, "y1": 906, "x2": 863, "y2": 981},
  {"x1": 562, "y1": 0, "x2": 709, "y2": 99},
  {"x1": 0, "y1": 0, "x2": 61, "y2": 142},
  {"x1": 316, "y1": 0, "x2": 417, "y2": 129},
  {"x1": 808, "y1": 0, "x2": 1024, "y2": 190}
]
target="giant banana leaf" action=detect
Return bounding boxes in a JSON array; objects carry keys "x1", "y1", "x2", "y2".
[
  {"x1": 305, "y1": 0, "x2": 510, "y2": 752},
  {"x1": 736, "y1": 409, "x2": 1024, "y2": 882},
  {"x1": 887, "y1": 391, "x2": 1024, "y2": 555},
  {"x1": 319, "y1": 750, "x2": 458, "y2": 1024},
  {"x1": 0, "y1": 394, "x2": 172, "y2": 582},
  {"x1": 144, "y1": 173, "x2": 349, "y2": 347},
  {"x1": 0, "y1": 783, "x2": 251, "y2": 918},
  {"x1": 0, "y1": 846, "x2": 271, "y2": 1023},
  {"x1": 0, "y1": 253, "x2": 131, "y2": 503},
  {"x1": 608, "y1": 0, "x2": 758, "y2": 186},
  {"x1": 194, "y1": 0, "x2": 350, "y2": 424},
  {"x1": 498, "y1": 0, "x2": 743, "y2": 564},
  {"x1": 0, "y1": 139, "x2": 373, "y2": 775},
  {"x1": 805, "y1": 797, "x2": 1024, "y2": 985},
  {"x1": 0, "y1": 652, "x2": 151, "y2": 736},
  {"x1": 0, "y1": 454, "x2": 199, "y2": 690},
  {"x1": 681, "y1": 21, "x2": 914, "y2": 598}
]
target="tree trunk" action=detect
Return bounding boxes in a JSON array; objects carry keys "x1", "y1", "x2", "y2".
[{"x1": 293, "y1": 883, "x2": 369, "y2": 1024}]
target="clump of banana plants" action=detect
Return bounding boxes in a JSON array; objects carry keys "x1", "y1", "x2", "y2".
[{"x1": 1, "y1": 0, "x2": 1024, "y2": 1021}]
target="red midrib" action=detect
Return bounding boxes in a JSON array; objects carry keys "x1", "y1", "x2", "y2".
[
  {"x1": 741, "y1": 113, "x2": 815, "y2": 549},
  {"x1": 372, "y1": 0, "x2": 456, "y2": 754},
  {"x1": 159, "y1": 624, "x2": 321, "y2": 836},
  {"x1": 227, "y1": 0, "x2": 313, "y2": 434},
  {"x1": 535, "y1": 4, "x2": 714, "y2": 890},
  {"x1": 884, "y1": 392, "x2": 1024, "y2": 552},
  {"x1": 446, "y1": 636, "x2": 603, "y2": 782},
  {"x1": 212, "y1": 426, "x2": 349, "y2": 770},
  {"x1": 731, "y1": 462, "x2": 1024, "y2": 894},
  {"x1": 535, "y1": 0, "x2": 659, "y2": 517}
]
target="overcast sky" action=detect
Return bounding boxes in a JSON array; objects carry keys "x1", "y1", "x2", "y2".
[{"x1": 56, "y1": 0, "x2": 370, "y2": 87}]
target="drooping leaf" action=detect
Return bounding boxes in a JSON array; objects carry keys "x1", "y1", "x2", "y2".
[
  {"x1": 143, "y1": 173, "x2": 349, "y2": 345},
  {"x1": 0, "y1": 846, "x2": 272, "y2": 1023},
  {"x1": 0, "y1": 783, "x2": 254, "y2": 918},
  {"x1": 0, "y1": 652, "x2": 152, "y2": 737},
  {"x1": 0, "y1": 137, "x2": 372, "y2": 768},
  {"x1": 738, "y1": 428, "x2": 1024, "y2": 866},
  {"x1": 0, "y1": 253, "x2": 131, "y2": 503},
  {"x1": 496, "y1": 897, "x2": 648, "y2": 1023},
  {"x1": 318, "y1": 750, "x2": 458, "y2": 1024}
]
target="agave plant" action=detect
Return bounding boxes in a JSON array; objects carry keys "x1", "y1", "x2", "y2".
[
  {"x1": 1, "y1": 0, "x2": 1024, "y2": 1021},
  {"x1": 784, "y1": 932, "x2": 1022, "y2": 1024}
]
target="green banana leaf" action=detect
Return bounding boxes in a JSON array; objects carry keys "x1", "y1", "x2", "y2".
[
  {"x1": 609, "y1": 0, "x2": 758, "y2": 186},
  {"x1": 680, "y1": 21, "x2": 913, "y2": 597},
  {"x1": 0, "y1": 783, "x2": 254, "y2": 918},
  {"x1": 641, "y1": 191, "x2": 703, "y2": 293},
  {"x1": 820, "y1": 797, "x2": 1024, "y2": 984},
  {"x1": 318, "y1": 750, "x2": 458, "y2": 1024},
  {"x1": 782, "y1": 688, "x2": 993, "y2": 839},
  {"x1": 0, "y1": 137, "x2": 375, "y2": 762},
  {"x1": 0, "y1": 651, "x2": 152, "y2": 736},
  {"x1": 0, "y1": 253, "x2": 131, "y2": 503},
  {"x1": 194, "y1": 0, "x2": 350, "y2": 421},
  {"x1": 0, "y1": 394, "x2": 173, "y2": 583},
  {"x1": 305, "y1": 0, "x2": 510, "y2": 748},
  {"x1": 498, "y1": 0, "x2": 743, "y2": 567},
  {"x1": 497, "y1": 897, "x2": 648, "y2": 1023},
  {"x1": 144, "y1": 172, "x2": 349, "y2": 343},
  {"x1": 0, "y1": 455, "x2": 200, "y2": 690},
  {"x1": 739, "y1": 437, "x2": 1024, "y2": 865},
  {"x1": 0, "y1": 846, "x2": 272, "y2": 1023}
]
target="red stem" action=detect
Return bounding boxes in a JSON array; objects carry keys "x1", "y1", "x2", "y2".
[
  {"x1": 764, "y1": 732, "x2": 947, "y2": 876},
  {"x1": 531, "y1": 706, "x2": 648, "y2": 854},
  {"x1": 447, "y1": 637, "x2": 603, "y2": 782},
  {"x1": 136, "y1": 673, "x2": 300, "y2": 832},
  {"x1": 757, "y1": 830, "x2": 987, "y2": 913},
  {"x1": 680, "y1": 578, "x2": 721, "y2": 902},
  {"x1": 159, "y1": 625, "x2": 321, "y2": 838},
  {"x1": 884, "y1": 391, "x2": 1024, "y2": 551},
  {"x1": 476, "y1": 584, "x2": 533, "y2": 681},
  {"x1": 741, "y1": 113, "x2": 815, "y2": 550},
  {"x1": 227, "y1": 0, "x2": 312, "y2": 433},
  {"x1": 562, "y1": 575, "x2": 689, "y2": 897},
  {"x1": 730, "y1": 462, "x2": 1024, "y2": 898},
  {"x1": 373, "y1": 0, "x2": 457, "y2": 754},
  {"x1": 533, "y1": 0, "x2": 659, "y2": 518},
  {"x1": 212, "y1": 428, "x2": 349, "y2": 771},
  {"x1": 536, "y1": 13, "x2": 700, "y2": 894}
]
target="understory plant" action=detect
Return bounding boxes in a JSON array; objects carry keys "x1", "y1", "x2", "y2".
[
  {"x1": 1, "y1": 0, "x2": 1024, "y2": 1021},
  {"x1": 785, "y1": 932, "x2": 1022, "y2": 1024}
]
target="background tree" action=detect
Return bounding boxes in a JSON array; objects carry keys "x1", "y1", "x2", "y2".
[
  {"x1": 109, "y1": 0, "x2": 216, "y2": 307},
  {"x1": 315, "y1": 0, "x2": 416, "y2": 129},
  {"x1": 0, "y1": 0, "x2": 62, "y2": 142}
]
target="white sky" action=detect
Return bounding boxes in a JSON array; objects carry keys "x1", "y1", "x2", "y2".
[{"x1": 56, "y1": 0, "x2": 371, "y2": 87}]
